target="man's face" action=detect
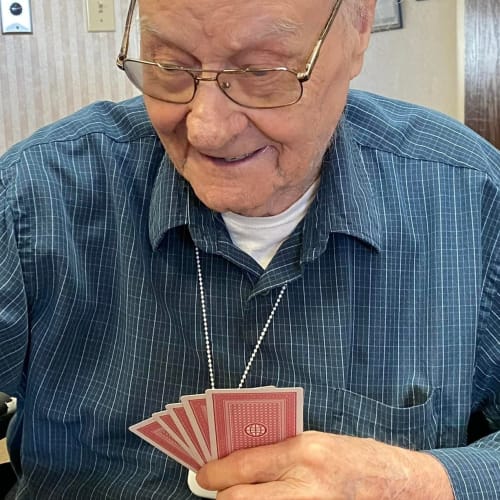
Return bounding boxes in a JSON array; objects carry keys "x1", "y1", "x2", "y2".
[{"x1": 139, "y1": 0, "x2": 373, "y2": 216}]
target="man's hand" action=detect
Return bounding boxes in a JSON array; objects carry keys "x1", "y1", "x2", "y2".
[{"x1": 196, "y1": 430, "x2": 454, "y2": 499}]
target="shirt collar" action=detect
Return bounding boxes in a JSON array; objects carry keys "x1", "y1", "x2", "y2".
[
  {"x1": 149, "y1": 116, "x2": 381, "y2": 255},
  {"x1": 301, "y1": 115, "x2": 382, "y2": 262},
  {"x1": 149, "y1": 155, "x2": 224, "y2": 252},
  {"x1": 149, "y1": 155, "x2": 190, "y2": 250}
]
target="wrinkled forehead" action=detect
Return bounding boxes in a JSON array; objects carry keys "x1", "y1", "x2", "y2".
[{"x1": 137, "y1": 0, "x2": 331, "y2": 53}]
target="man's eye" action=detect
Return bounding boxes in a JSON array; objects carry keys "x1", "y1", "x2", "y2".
[
  {"x1": 155, "y1": 59, "x2": 191, "y2": 68},
  {"x1": 251, "y1": 70, "x2": 271, "y2": 77},
  {"x1": 156, "y1": 61, "x2": 181, "y2": 69},
  {"x1": 147, "y1": 48, "x2": 196, "y2": 67}
]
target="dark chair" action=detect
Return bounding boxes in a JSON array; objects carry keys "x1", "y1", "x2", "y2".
[{"x1": 0, "y1": 393, "x2": 17, "y2": 500}]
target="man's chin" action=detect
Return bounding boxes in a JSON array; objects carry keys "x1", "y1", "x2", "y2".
[
  {"x1": 204, "y1": 201, "x2": 251, "y2": 216},
  {"x1": 198, "y1": 194, "x2": 262, "y2": 217}
]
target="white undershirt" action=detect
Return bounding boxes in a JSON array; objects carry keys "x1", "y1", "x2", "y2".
[{"x1": 222, "y1": 180, "x2": 320, "y2": 269}]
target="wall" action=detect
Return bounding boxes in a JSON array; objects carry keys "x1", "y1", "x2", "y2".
[
  {"x1": 352, "y1": 0, "x2": 463, "y2": 121},
  {"x1": 0, "y1": 0, "x2": 137, "y2": 154}
]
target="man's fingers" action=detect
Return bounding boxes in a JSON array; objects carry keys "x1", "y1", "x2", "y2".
[
  {"x1": 215, "y1": 480, "x2": 304, "y2": 500},
  {"x1": 196, "y1": 438, "x2": 295, "y2": 491}
]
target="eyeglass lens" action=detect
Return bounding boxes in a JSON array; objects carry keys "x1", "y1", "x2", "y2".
[{"x1": 123, "y1": 60, "x2": 303, "y2": 108}]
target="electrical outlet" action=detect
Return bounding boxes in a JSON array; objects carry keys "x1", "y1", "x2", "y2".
[
  {"x1": 0, "y1": 0, "x2": 32, "y2": 34},
  {"x1": 86, "y1": 0, "x2": 115, "y2": 32}
]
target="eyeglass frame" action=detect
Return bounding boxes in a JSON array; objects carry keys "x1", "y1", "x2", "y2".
[{"x1": 116, "y1": 0, "x2": 344, "y2": 109}]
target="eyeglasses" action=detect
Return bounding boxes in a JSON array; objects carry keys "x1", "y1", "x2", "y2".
[{"x1": 116, "y1": 0, "x2": 343, "y2": 109}]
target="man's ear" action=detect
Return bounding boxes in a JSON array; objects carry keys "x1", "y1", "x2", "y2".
[{"x1": 349, "y1": 0, "x2": 376, "y2": 80}]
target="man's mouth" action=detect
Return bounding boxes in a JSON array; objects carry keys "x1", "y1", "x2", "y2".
[
  {"x1": 224, "y1": 151, "x2": 256, "y2": 162},
  {"x1": 209, "y1": 146, "x2": 268, "y2": 165}
]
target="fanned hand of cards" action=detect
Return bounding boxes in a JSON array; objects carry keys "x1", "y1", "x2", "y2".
[{"x1": 130, "y1": 387, "x2": 304, "y2": 471}]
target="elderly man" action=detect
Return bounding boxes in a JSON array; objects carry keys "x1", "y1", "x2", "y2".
[{"x1": 0, "y1": 0, "x2": 499, "y2": 498}]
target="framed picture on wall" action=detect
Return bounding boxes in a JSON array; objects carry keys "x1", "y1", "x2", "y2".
[{"x1": 372, "y1": 0, "x2": 403, "y2": 32}]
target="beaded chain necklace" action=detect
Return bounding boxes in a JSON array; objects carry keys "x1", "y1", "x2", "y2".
[{"x1": 194, "y1": 246, "x2": 287, "y2": 389}]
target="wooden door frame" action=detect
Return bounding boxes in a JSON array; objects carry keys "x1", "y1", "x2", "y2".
[{"x1": 463, "y1": 0, "x2": 500, "y2": 148}]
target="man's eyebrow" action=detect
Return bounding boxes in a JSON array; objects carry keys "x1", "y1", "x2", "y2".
[
  {"x1": 138, "y1": 17, "x2": 191, "y2": 54},
  {"x1": 139, "y1": 17, "x2": 164, "y2": 37}
]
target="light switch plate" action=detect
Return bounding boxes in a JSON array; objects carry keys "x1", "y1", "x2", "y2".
[
  {"x1": 86, "y1": 0, "x2": 115, "y2": 32},
  {"x1": 0, "y1": 0, "x2": 32, "y2": 34}
]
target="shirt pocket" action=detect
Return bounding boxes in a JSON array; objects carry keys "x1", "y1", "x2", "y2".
[{"x1": 325, "y1": 387, "x2": 440, "y2": 450}]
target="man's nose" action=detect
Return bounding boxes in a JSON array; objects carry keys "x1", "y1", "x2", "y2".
[{"x1": 186, "y1": 82, "x2": 248, "y2": 152}]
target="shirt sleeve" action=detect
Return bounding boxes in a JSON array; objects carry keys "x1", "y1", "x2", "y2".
[
  {"x1": 0, "y1": 172, "x2": 29, "y2": 396},
  {"x1": 426, "y1": 180, "x2": 500, "y2": 499},
  {"x1": 428, "y1": 433, "x2": 500, "y2": 499}
]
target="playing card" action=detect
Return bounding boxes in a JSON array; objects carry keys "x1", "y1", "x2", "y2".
[
  {"x1": 180, "y1": 393, "x2": 212, "y2": 461},
  {"x1": 180, "y1": 386, "x2": 276, "y2": 460},
  {"x1": 129, "y1": 417, "x2": 201, "y2": 472},
  {"x1": 166, "y1": 403, "x2": 209, "y2": 463},
  {"x1": 152, "y1": 409, "x2": 200, "y2": 460},
  {"x1": 206, "y1": 387, "x2": 303, "y2": 459}
]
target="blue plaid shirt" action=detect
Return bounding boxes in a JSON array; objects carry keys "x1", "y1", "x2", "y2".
[{"x1": 0, "y1": 91, "x2": 499, "y2": 499}]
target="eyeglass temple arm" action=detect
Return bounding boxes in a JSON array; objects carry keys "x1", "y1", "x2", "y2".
[
  {"x1": 298, "y1": 0, "x2": 343, "y2": 82},
  {"x1": 116, "y1": 0, "x2": 137, "y2": 70}
]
